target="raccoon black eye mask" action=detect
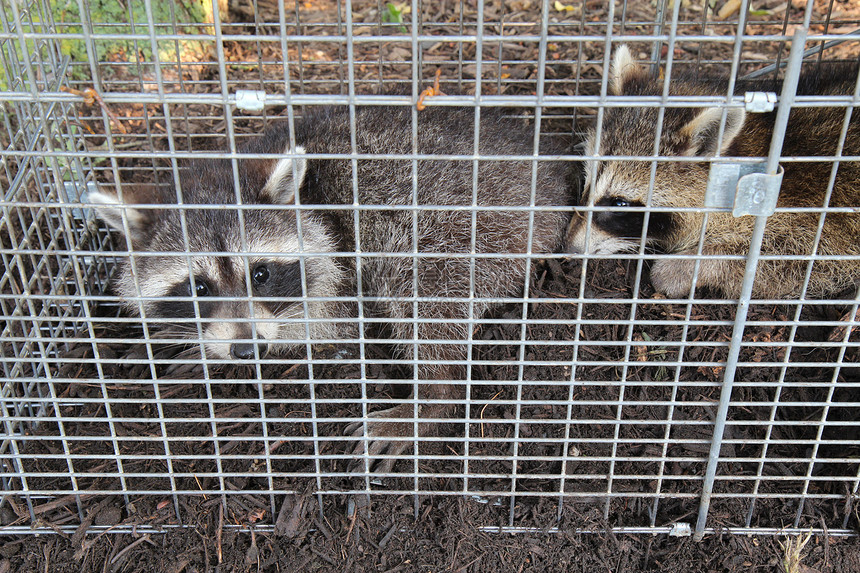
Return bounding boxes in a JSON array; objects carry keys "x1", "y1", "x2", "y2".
[
  {"x1": 155, "y1": 276, "x2": 218, "y2": 320},
  {"x1": 567, "y1": 45, "x2": 860, "y2": 299},
  {"x1": 89, "y1": 103, "x2": 574, "y2": 474},
  {"x1": 152, "y1": 261, "x2": 304, "y2": 323},
  {"x1": 592, "y1": 197, "x2": 674, "y2": 241}
]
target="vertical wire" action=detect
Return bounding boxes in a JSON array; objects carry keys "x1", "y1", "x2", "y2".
[
  {"x1": 275, "y1": 0, "x2": 326, "y2": 520},
  {"x1": 342, "y1": 0, "x2": 374, "y2": 500},
  {"x1": 410, "y1": 0, "x2": 421, "y2": 516},
  {"x1": 693, "y1": 1, "x2": 814, "y2": 541},
  {"x1": 507, "y1": 0, "x2": 548, "y2": 528},
  {"x1": 559, "y1": 0, "x2": 616, "y2": 522}
]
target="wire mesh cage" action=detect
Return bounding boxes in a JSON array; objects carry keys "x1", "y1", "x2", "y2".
[{"x1": 1, "y1": 0, "x2": 859, "y2": 541}]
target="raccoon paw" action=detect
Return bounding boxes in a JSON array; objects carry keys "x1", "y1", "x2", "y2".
[
  {"x1": 650, "y1": 258, "x2": 698, "y2": 298},
  {"x1": 345, "y1": 403, "x2": 416, "y2": 474}
]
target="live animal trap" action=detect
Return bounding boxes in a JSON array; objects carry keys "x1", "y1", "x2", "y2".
[{"x1": 0, "y1": 0, "x2": 858, "y2": 541}]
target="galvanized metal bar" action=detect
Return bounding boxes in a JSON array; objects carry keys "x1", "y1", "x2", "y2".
[{"x1": 693, "y1": 14, "x2": 812, "y2": 541}]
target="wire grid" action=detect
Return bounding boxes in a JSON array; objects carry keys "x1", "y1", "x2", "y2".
[{"x1": 0, "y1": 0, "x2": 859, "y2": 538}]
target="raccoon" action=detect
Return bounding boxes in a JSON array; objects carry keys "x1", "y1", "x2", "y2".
[
  {"x1": 566, "y1": 45, "x2": 860, "y2": 299},
  {"x1": 91, "y1": 104, "x2": 572, "y2": 471}
]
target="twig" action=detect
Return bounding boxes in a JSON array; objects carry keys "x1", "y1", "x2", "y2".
[
  {"x1": 479, "y1": 390, "x2": 504, "y2": 438},
  {"x1": 829, "y1": 306, "x2": 860, "y2": 342},
  {"x1": 32, "y1": 492, "x2": 97, "y2": 517},
  {"x1": 109, "y1": 534, "x2": 152, "y2": 566},
  {"x1": 61, "y1": 85, "x2": 127, "y2": 134},
  {"x1": 217, "y1": 503, "x2": 224, "y2": 565},
  {"x1": 345, "y1": 509, "x2": 358, "y2": 544},
  {"x1": 416, "y1": 69, "x2": 445, "y2": 111},
  {"x1": 309, "y1": 547, "x2": 336, "y2": 566},
  {"x1": 42, "y1": 541, "x2": 50, "y2": 573}
]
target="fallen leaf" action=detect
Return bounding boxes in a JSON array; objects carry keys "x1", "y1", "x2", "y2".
[
  {"x1": 717, "y1": 0, "x2": 742, "y2": 19},
  {"x1": 246, "y1": 508, "x2": 266, "y2": 524},
  {"x1": 553, "y1": 1, "x2": 578, "y2": 13}
]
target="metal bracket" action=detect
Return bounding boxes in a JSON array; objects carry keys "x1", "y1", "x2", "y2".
[
  {"x1": 705, "y1": 162, "x2": 784, "y2": 218},
  {"x1": 235, "y1": 89, "x2": 266, "y2": 111},
  {"x1": 744, "y1": 91, "x2": 777, "y2": 113},
  {"x1": 70, "y1": 180, "x2": 99, "y2": 221}
]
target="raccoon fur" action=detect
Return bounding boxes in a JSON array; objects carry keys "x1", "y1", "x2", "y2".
[
  {"x1": 566, "y1": 45, "x2": 860, "y2": 299},
  {"x1": 90, "y1": 104, "x2": 572, "y2": 471}
]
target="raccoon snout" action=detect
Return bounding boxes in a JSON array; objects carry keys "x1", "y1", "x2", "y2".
[
  {"x1": 230, "y1": 341, "x2": 268, "y2": 360},
  {"x1": 565, "y1": 219, "x2": 589, "y2": 254}
]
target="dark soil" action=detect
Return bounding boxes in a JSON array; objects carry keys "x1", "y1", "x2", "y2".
[
  {"x1": 3, "y1": 495, "x2": 860, "y2": 573},
  {"x1": 4, "y1": 256, "x2": 859, "y2": 572}
]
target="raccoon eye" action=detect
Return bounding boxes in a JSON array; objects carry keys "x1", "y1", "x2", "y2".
[
  {"x1": 252, "y1": 265, "x2": 269, "y2": 285},
  {"x1": 189, "y1": 280, "x2": 209, "y2": 297},
  {"x1": 611, "y1": 197, "x2": 631, "y2": 208}
]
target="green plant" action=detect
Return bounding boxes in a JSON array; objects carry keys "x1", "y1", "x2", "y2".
[
  {"x1": 51, "y1": 0, "x2": 213, "y2": 77},
  {"x1": 382, "y1": 2, "x2": 410, "y2": 34},
  {"x1": 641, "y1": 332, "x2": 670, "y2": 381}
]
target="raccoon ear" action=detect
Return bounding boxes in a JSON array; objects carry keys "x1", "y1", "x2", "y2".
[
  {"x1": 261, "y1": 145, "x2": 307, "y2": 205},
  {"x1": 87, "y1": 187, "x2": 149, "y2": 241},
  {"x1": 610, "y1": 45, "x2": 646, "y2": 95},
  {"x1": 681, "y1": 107, "x2": 746, "y2": 157}
]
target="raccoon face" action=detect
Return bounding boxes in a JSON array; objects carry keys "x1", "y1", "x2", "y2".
[
  {"x1": 571, "y1": 156, "x2": 678, "y2": 255},
  {"x1": 90, "y1": 145, "x2": 345, "y2": 360},
  {"x1": 567, "y1": 45, "x2": 747, "y2": 256}
]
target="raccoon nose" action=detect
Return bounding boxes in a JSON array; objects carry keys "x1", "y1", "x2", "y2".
[{"x1": 230, "y1": 342, "x2": 267, "y2": 360}]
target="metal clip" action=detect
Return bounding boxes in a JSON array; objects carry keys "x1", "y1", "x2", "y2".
[
  {"x1": 705, "y1": 161, "x2": 784, "y2": 218},
  {"x1": 744, "y1": 91, "x2": 777, "y2": 113},
  {"x1": 74, "y1": 180, "x2": 100, "y2": 220},
  {"x1": 669, "y1": 522, "x2": 692, "y2": 537},
  {"x1": 235, "y1": 89, "x2": 266, "y2": 111},
  {"x1": 733, "y1": 167, "x2": 784, "y2": 217}
]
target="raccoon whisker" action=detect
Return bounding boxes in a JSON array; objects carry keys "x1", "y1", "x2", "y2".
[
  {"x1": 151, "y1": 340, "x2": 198, "y2": 353},
  {"x1": 150, "y1": 324, "x2": 206, "y2": 339},
  {"x1": 147, "y1": 344, "x2": 201, "y2": 364},
  {"x1": 267, "y1": 304, "x2": 302, "y2": 318},
  {"x1": 172, "y1": 346, "x2": 204, "y2": 361},
  {"x1": 149, "y1": 331, "x2": 195, "y2": 340},
  {"x1": 143, "y1": 328, "x2": 208, "y2": 360},
  {"x1": 150, "y1": 330, "x2": 198, "y2": 344}
]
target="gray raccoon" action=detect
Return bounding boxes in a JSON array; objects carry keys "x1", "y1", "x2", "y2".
[
  {"x1": 566, "y1": 45, "x2": 860, "y2": 299},
  {"x1": 91, "y1": 104, "x2": 572, "y2": 470}
]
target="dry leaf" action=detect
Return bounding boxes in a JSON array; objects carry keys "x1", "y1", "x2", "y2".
[{"x1": 717, "y1": 0, "x2": 742, "y2": 19}]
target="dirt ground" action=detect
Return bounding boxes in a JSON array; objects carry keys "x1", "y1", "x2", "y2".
[
  {"x1": 3, "y1": 0, "x2": 860, "y2": 571},
  {"x1": 3, "y1": 495, "x2": 860, "y2": 573},
  {"x1": 5, "y1": 254, "x2": 859, "y2": 572}
]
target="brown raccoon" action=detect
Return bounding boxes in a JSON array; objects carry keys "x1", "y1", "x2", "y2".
[
  {"x1": 91, "y1": 104, "x2": 572, "y2": 471},
  {"x1": 566, "y1": 45, "x2": 860, "y2": 299}
]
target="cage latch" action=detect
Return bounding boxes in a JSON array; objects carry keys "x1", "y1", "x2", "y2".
[
  {"x1": 235, "y1": 90, "x2": 266, "y2": 111},
  {"x1": 705, "y1": 161, "x2": 784, "y2": 218},
  {"x1": 744, "y1": 91, "x2": 777, "y2": 113}
]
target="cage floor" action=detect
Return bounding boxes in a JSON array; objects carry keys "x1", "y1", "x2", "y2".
[
  {"x1": 10, "y1": 258, "x2": 859, "y2": 531},
  {"x1": 3, "y1": 496, "x2": 860, "y2": 573}
]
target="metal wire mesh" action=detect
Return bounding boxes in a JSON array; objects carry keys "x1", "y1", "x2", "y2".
[{"x1": 1, "y1": 0, "x2": 858, "y2": 539}]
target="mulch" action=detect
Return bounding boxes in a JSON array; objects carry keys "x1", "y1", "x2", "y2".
[{"x1": 3, "y1": 0, "x2": 860, "y2": 571}]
